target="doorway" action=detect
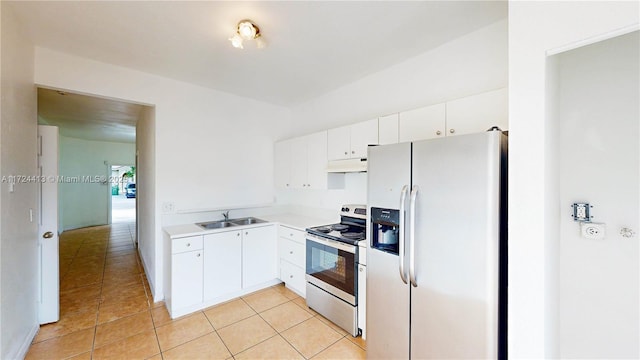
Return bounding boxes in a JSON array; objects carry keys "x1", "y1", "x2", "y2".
[
  {"x1": 109, "y1": 164, "x2": 136, "y2": 224},
  {"x1": 37, "y1": 86, "x2": 153, "y2": 327}
]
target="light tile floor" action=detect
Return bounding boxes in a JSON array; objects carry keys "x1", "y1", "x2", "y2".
[{"x1": 27, "y1": 223, "x2": 366, "y2": 359}]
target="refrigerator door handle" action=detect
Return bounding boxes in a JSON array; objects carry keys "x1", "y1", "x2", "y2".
[
  {"x1": 409, "y1": 185, "x2": 419, "y2": 287},
  {"x1": 398, "y1": 185, "x2": 409, "y2": 284}
]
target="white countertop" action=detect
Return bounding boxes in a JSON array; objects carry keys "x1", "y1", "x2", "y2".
[
  {"x1": 260, "y1": 213, "x2": 335, "y2": 231},
  {"x1": 163, "y1": 212, "x2": 335, "y2": 239}
]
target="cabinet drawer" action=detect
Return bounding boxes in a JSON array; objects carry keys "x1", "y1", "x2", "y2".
[
  {"x1": 172, "y1": 236, "x2": 203, "y2": 254},
  {"x1": 280, "y1": 260, "x2": 306, "y2": 297},
  {"x1": 278, "y1": 225, "x2": 305, "y2": 244},
  {"x1": 279, "y1": 238, "x2": 305, "y2": 268}
]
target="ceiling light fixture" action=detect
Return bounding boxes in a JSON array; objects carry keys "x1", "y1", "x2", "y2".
[{"x1": 229, "y1": 19, "x2": 265, "y2": 49}]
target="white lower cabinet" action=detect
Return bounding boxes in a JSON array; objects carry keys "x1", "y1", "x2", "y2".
[
  {"x1": 165, "y1": 224, "x2": 278, "y2": 318},
  {"x1": 170, "y1": 236, "x2": 204, "y2": 311},
  {"x1": 203, "y1": 231, "x2": 242, "y2": 300},
  {"x1": 278, "y1": 225, "x2": 306, "y2": 297},
  {"x1": 243, "y1": 225, "x2": 278, "y2": 288},
  {"x1": 280, "y1": 259, "x2": 306, "y2": 295}
]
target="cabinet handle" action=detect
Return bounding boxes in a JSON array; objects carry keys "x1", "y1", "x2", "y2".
[
  {"x1": 286, "y1": 184, "x2": 289, "y2": 187},
  {"x1": 290, "y1": 275, "x2": 293, "y2": 279},
  {"x1": 186, "y1": 243, "x2": 191, "y2": 247},
  {"x1": 449, "y1": 128, "x2": 455, "y2": 134},
  {"x1": 245, "y1": 232, "x2": 248, "y2": 235},
  {"x1": 351, "y1": 151, "x2": 355, "y2": 154},
  {"x1": 344, "y1": 151, "x2": 348, "y2": 155},
  {"x1": 237, "y1": 233, "x2": 240, "y2": 237},
  {"x1": 289, "y1": 251, "x2": 293, "y2": 254},
  {"x1": 196, "y1": 253, "x2": 201, "y2": 257},
  {"x1": 359, "y1": 267, "x2": 364, "y2": 272},
  {"x1": 436, "y1": 130, "x2": 442, "y2": 136},
  {"x1": 290, "y1": 234, "x2": 294, "y2": 237}
]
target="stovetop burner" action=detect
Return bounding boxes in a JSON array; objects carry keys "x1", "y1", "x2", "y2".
[
  {"x1": 341, "y1": 232, "x2": 365, "y2": 240},
  {"x1": 331, "y1": 224, "x2": 349, "y2": 232}
]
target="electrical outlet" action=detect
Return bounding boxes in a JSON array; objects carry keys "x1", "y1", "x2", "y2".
[
  {"x1": 581, "y1": 222, "x2": 605, "y2": 240},
  {"x1": 162, "y1": 202, "x2": 176, "y2": 214}
]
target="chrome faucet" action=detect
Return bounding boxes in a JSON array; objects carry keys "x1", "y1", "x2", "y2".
[{"x1": 222, "y1": 210, "x2": 230, "y2": 221}]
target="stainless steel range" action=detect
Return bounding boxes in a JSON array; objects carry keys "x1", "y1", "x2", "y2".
[{"x1": 305, "y1": 204, "x2": 366, "y2": 337}]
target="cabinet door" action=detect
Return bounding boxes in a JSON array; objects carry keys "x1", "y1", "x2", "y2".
[
  {"x1": 445, "y1": 88, "x2": 508, "y2": 136},
  {"x1": 290, "y1": 137, "x2": 308, "y2": 189},
  {"x1": 274, "y1": 140, "x2": 292, "y2": 189},
  {"x1": 243, "y1": 225, "x2": 278, "y2": 288},
  {"x1": 378, "y1": 114, "x2": 399, "y2": 145},
  {"x1": 171, "y1": 250, "x2": 203, "y2": 310},
  {"x1": 350, "y1": 118, "x2": 379, "y2": 158},
  {"x1": 305, "y1": 131, "x2": 328, "y2": 189},
  {"x1": 327, "y1": 126, "x2": 350, "y2": 161},
  {"x1": 280, "y1": 260, "x2": 306, "y2": 297},
  {"x1": 399, "y1": 103, "x2": 446, "y2": 142},
  {"x1": 203, "y1": 231, "x2": 242, "y2": 301}
]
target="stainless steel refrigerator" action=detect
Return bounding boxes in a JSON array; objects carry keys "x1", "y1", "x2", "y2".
[{"x1": 366, "y1": 130, "x2": 507, "y2": 359}]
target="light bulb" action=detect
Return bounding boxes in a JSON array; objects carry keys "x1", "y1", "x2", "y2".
[
  {"x1": 229, "y1": 33, "x2": 243, "y2": 49},
  {"x1": 238, "y1": 21, "x2": 256, "y2": 40}
]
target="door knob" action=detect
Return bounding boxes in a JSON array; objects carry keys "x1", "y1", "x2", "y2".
[{"x1": 43, "y1": 231, "x2": 54, "y2": 239}]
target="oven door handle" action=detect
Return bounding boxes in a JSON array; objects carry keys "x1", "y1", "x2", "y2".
[
  {"x1": 399, "y1": 185, "x2": 409, "y2": 284},
  {"x1": 306, "y1": 234, "x2": 356, "y2": 254},
  {"x1": 409, "y1": 185, "x2": 419, "y2": 287}
]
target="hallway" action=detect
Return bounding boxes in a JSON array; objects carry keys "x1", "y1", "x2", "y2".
[{"x1": 26, "y1": 223, "x2": 366, "y2": 359}]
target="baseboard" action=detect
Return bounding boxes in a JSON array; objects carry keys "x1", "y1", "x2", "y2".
[
  {"x1": 137, "y1": 247, "x2": 163, "y2": 303},
  {"x1": 8, "y1": 323, "x2": 39, "y2": 359}
]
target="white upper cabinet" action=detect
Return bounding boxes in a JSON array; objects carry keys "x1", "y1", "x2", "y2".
[
  {"x1": 305, "y1": 131, "x2": 328, "y2": 189},
  {"x1": 398, "y1": 103, "x2": 446, "y2": 142},
  {"x1": 274, "y1": 140, "x2": 292, "y2": 189},
  {"x1": 290, "y1": 137, "x2": 308, "y2": 189},
  {"x1": 327, "y1": 126, "x2": 351, "y2": 160},
  {"x1": 328, "y1": 119, "x2": 378, "y2": 160},
  {"x1": 445, "y1": 88, "x2": 508, "y2": 136},
  {"x1": 276, "y1": 131, "x2": 328, "y2": 189},
  {"x1": 350, "y1": 118, "x2": 379, "y2": 158},
  {"x1": 378, "y1": 113, "x2": 399, "y2": 145}
]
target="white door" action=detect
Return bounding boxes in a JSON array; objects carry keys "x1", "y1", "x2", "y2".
[
  {"x1": 289, "y1": 137, "x2": 308, "y2": 189},
  {"x1": 38, "y1": 125, "x2": 59, "y2": 324}
]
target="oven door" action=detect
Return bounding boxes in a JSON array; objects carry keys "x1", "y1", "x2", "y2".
[{"x1": 306, "y1": 234, "x2": 357, "y2": 305}]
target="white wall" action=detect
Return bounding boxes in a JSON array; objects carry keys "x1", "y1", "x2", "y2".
[
  {"x1": 556, "y1": 31, "x2": 639, "y2": 359},
  {"x1": 288, "y1": 20, "x2": 507, "y2": 137},
  {"x1": 508, "y1": 2, "x2": 639, "y2": 358},
  {"x1": 280, "y1": 20, "x2": 507, "y2": 211},
  {"x1": 59, "y1": 136, "x2": 135, "y2": 231},
  {"x1": 34, "y1": 48, "x2": 292, "y2": 300},
  {"x1": 136, "y1": 106, "x2": 157, "y2": 297},
  {"x1": 0, "y1": 3, "x2": 39, "y2": 358}
]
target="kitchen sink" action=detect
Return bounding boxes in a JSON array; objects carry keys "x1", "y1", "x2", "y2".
[
  {"x1": 230, "y1": 217, "x2": 266, "y2": 225},
  {"x1": 196, "y1": 217, "x2": 266, "y2": 230},
  {"x1": 197, "y1": 221, "x2": 236, "y2": 229}
]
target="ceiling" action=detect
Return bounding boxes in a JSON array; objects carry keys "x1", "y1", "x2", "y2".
[
  {"x1": 11, "y1": 1, "x2": 507, "y2": 107},
  {"x1": 38, "y1": 88, "x2": 144, "y2": 143}
]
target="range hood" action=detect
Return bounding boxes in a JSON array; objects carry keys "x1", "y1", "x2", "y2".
[{"x1": 326, "y1": 158, "x2": 367, "y2": 173}]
